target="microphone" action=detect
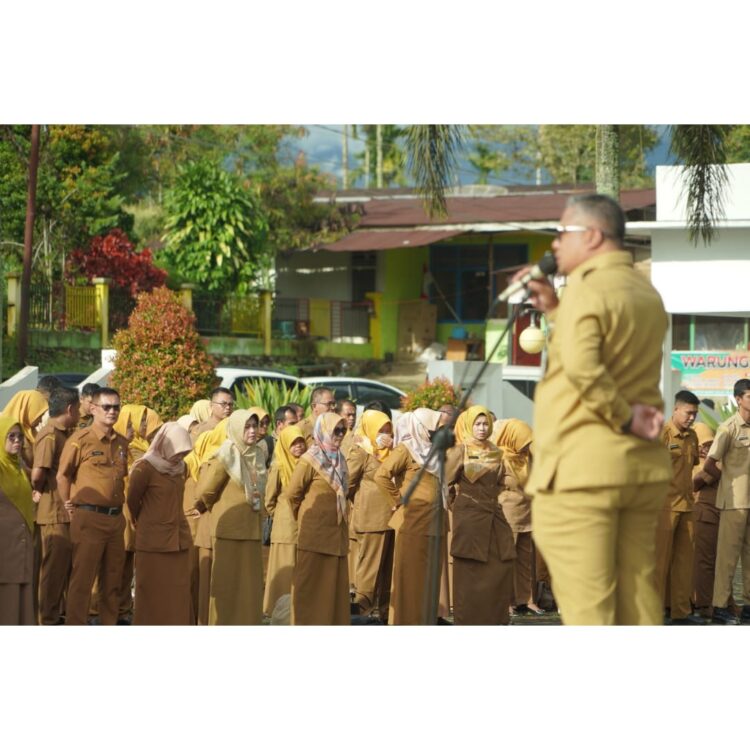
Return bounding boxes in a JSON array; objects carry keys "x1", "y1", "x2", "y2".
[{"x1": 497, "y1": 252, "x2": 558, "y2": 303}]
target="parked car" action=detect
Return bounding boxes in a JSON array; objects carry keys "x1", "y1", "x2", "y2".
[
  {"x1": 215, "y1": 367, "x2": 304, "y2": 394},
  {"x1": 300, "y1": 376, "x2": 406, "y2": 419}
]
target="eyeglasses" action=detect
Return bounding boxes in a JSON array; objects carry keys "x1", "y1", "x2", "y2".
[
  {"x1": 315, "y1": 401, "x2": 336, "y2": 408},
  {"x1": 98, "y1": 404, "x2": 121, "y2": 412},
  {"x1": 555, "y1": 225, "x2": 590, "y2": 237},
  {"x1": 333, "y1": 427, "x2": 347, "y2": 437},
  {"x1": 6, "y1": 432, "x2": 24, "y2": 442},
  {"x1": 212, "y1": 401, "x2": 234, "y2": 409}
]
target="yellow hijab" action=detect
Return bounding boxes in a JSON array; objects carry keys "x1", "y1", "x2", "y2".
[
  {"x1": 114, "y1": 405, "x2": 163, "y2": 455},
  {"x1": 2, "y1": 390, "x2": 48, "y2": 443},
  {"x1": 184, "y1": 418, "x2": 228, "y2": 482},
  {"x1": 0, "y1": 416, "x2": 34, "y2": 532},
  {"x1": 693, "y1": 422, "x2": 714, "y2": 445},
  {"x1": 494, "y1": 418, "x2": 533, "y2": 484},
  {"x1": 190, "y1": 399, "x2": 212, "y2": 424},
  {"x1": 454, "y1": 405, "x2": 503, "y2": 483},
  {"x1": 276, "y1": 425, "x2": 306, "y2": 487},
  {"x1": 354, "y1": 409, "x2": 392, "y2": 462}
]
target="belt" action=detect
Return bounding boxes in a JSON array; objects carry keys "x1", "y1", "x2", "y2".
[{"x1": 76, "y1": 504, "x2": 122, "y2": 516}]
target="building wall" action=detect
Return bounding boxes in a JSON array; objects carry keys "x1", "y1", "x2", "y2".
[{"x1": 275, "y1": 249, "x2": 353, "y2": 300}]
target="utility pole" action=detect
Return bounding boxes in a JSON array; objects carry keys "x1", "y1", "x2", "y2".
[
  {"x1": 18, "y1": 124, "x2": 41, "y2": 366},
  {"x1": 341, "y1": 124, "x2": 349, "y2": 190},
  {"x1": 376, "y1": 124, "x2": 383, "y2": 188}
]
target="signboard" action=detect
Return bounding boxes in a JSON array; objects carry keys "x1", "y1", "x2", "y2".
[{"x1": 671, "y1": 350, "x2": 750, "y2": 396}]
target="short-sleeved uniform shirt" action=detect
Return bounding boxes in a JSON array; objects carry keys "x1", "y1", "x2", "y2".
[
  {"x1": 708, "y1": 412, "x2": 750, "y2": 510},
  {"x1": 660, "y1": 420, "x2": 699, "y2": 512},
  {"x1": 33, "y1": 420, "x2": 71, "y2": 524},
  {"x1": 57, "y1": 424, "x2": 129, "y2": 508}
]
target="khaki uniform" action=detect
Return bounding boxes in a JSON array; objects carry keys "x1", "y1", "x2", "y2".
[
  {"x1": 527, "y1": 251, "x2": 672, "y2": 625},
  {"x1": 498, "y1": 471, "x2": 535, "y2": 607},
  {"x1": 297, "y1": 416, "x2": 315, "y2": 448},
  {"x1": 348, "y1": 445, "x2": 395, "y2": 618},
  {"x1": 373, "y1": 444, "x2": 446, "y2": 625},
  {"x1": 33, "y1": 421, "x2": 72, "y2": 625},
  {"x1": 58, "y1": 425, "x2": 129, "y2": 625},
  {"x1": 655, "y1": 421, "x2": 699, "y2": 619},
  {"x1": 0, "y1": 488, "x2": 35, "y2": 625},
  {"x1": 286, "y1": 460, "x2": 350, "y2": 625},
  {"x1": 183, "y1": 475, "x2": 200, "y2": 623},
  {"x1": 196, "y1": 458, "x2": 264, "y2": 625},
  {"x1": 127, "y1": 461, "x2": 193, "y2": 625},
  {"x1": 709, "y1": 412, "x2": 750, "y2": 608},
  {"x1": 692, "y1": 461, "x2": 722, "y2": 613}
]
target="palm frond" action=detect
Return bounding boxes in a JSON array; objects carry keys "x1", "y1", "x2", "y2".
[
  {"x1": 405, "y1": 125, "x2": 465, "y2": 217},
  {"x1": 668, "y1": 125, "x2": 730, "y2": 245}
]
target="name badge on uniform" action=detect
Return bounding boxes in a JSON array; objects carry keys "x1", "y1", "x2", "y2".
[
  {"x1": 91, "y1": 450, "x2": 104, "y2": 456},
  {"x1": 669, "y1": 444, "x2": 680, "y2": 450}
]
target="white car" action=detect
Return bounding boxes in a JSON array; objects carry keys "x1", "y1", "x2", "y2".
[
  {"x1": 300, "y1": 376, "x2": 405, "y2": 420},
  {"x1": 215, "y1": 367, "x2": 304, "y2": 393}
]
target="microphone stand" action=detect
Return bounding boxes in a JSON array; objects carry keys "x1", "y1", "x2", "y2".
[{"x1": 402, "y1": 292, "x2": 532, "y2": 625}]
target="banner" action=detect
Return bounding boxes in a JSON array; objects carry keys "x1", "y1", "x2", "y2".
[{"x1": 671, "y1": 350, "x2": 750, "y2": 396}]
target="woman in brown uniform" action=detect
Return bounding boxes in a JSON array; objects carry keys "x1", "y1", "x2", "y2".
[
  {"x1": 348, "y1": 409, "x2": 394, "y2": 619},
  {"x1": 373, "y1": 408, "x2": 447, "y2": 625},
  {"x1": 194, "y1": 409, "x2": 267, "y2": 625},
  {"x1": 447, "y1": 406, "x2": 515, "y2": 625},
  {"x1": 127, "y1": 422, "x2": 193, "y2": 625},
  {"x1": 286, "y1": 412, "x2": 350, "y2": 625},
  {"x1": 493, "y1": 418, "x2": 544, "y2": 616},
  {"x1": 0, "y1": 416, "x2": 36, "y2": 624},
  {"x1": 263, "y1": 425, "x2": 306, "y2": 616}
]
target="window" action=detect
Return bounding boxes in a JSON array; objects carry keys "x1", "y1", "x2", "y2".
[
  {"x1": 672, "y1": 314, "x2": 691, "y2": 350},
  {"x1": 429, "y1": 243, "x2": 528, "y2": 323},
  {"x1": 693, "y1": 315, "x2": 747, "y2": 350},
  {"x1": 353, "y1": 383, "x2": 403, "y2": 410},
  {"x1": 351, "y1": 252, "x2": 377, "y2": 302}
]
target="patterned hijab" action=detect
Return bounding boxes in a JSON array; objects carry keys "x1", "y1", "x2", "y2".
[
  {"x1": 2, "y1": 390, "x2": 48, "y2": 443},
  {"x1": 454, "y1": 405, "x2": 502, "y2": 483},
  {"x1": 494, "y1": 418, "x2": 533, "y2": 484},
  {"x1": 0, "y1": 416, "x2": 34, "y2": 532},
  {"x1": 302, "y1": 412, "x2": 349, "y2": 524},
  {"x1": 184, "y1": 418, "x2": 228, "y2": 482},
  {"x1": 217, "y1": 409, "x2": 267, "y2": 504},
  {"x1": 354, "y1": 409, "x2": 392, "y2": 463},
  {"x1": 135, "y1": 422, "x2": 193, "y2": 477},
  {"x1": 394, "y1": 408, "x2": 442, "y2": 476},
  {"x1": 276, "y1": 425, "x2": 306, "y2": 487}
]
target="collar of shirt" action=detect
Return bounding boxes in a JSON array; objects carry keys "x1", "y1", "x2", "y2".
[
  {"x1": 667, "y1": 420, "x2": 691, "y2": 440},
  {"x1": 91, "y1": 422, "x2": 118, "y2": 442},
  {"x1": 567, "y1": 249, "x2": 633, "y2": 282},
  {"x1": 731, "y1": 411, "x2": 750, "y2": 430}
]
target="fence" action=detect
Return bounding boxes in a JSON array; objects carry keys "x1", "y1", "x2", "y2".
[
  {"x1": 193, "y1": 291, "x2": 261, "y2": 337},
  {"x1": 29, "y1": 281, "x2": 67, "y2": 330},
  {"x1": 273, "y1": 297, "x2": 371, "y2": 341}
]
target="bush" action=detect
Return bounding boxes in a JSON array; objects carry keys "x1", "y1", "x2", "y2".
[
  {"x1": 400, "y1": 376, "x2": 463, "y2": 412},
  {"x1": 110, "y1": 287, "x2": 217, "y2": 419},
  {"x1": 234, "y1": 379, "x2": 312, "y2": 419}
]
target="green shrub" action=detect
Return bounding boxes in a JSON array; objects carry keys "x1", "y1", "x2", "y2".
[
  {"x1": 234, "y1": 378, "x2": 312, "y2": 419},
  {"x1": 110, "y1": 287, "x2": 217, "y2": 419},
  {"x1": 400, "y1": 376, "x2": 463, "y2": 412}
]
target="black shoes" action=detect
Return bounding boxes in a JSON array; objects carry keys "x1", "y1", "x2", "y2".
[
  {"x1": 741, "y1": 606, "x2": 750, "y2": 623},
  {"x1": 712, "y1": 607, "x2": 741, "y2": 625},
  {"x1": 668, "y1": 613, "x2": 708, "y2": 625}
]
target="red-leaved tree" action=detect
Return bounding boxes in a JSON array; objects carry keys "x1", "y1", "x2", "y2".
[{"x1": 66, "y1": 228, "x2": 166, "y2": 296}]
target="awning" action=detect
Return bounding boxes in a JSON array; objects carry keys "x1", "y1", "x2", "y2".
[{"x1": 322, "y1": 229, "x2": 465, "y2": 252}]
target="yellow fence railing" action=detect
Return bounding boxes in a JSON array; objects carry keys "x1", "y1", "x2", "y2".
[
  {"x1": 228, "y1": 295, "x2": 261, "y2": 335},
  {"x1": 65, "y1": 285, "x2": 99, "y2": 328}
]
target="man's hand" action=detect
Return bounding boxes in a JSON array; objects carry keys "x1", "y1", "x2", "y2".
[
  {"x1": 628, "y1": 403, "x2": 664, "y2": 441},
  {"x1": 509, "y1": 266, "x2": 559, "y2": 314},
  {"x1": 693, "y1": 475, "x2": 706, "y2": 492},
  {"x1": 32, "y1": 490, "x2": 42, "y2": 504}
]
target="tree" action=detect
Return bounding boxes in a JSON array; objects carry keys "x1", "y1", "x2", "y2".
[
  {"x1": 110, "y1": 286, "x2": 216, "y2": 419},
  {"x1": 352, "y1": 125, "x2": 408, "y2": 188},
  {"x1": 160, "y1": 159, "x2": 269, "y2": 292},
  {"x1": 467, "y1": 142, "x2": 510, "y2": 184}
]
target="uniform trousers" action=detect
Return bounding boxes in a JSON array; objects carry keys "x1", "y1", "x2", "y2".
[
  {"x1": 38, "y1": 523, "x2": 71, "y2": 625},
  {"x1": 66, "y1": 510, "x2": 125, "y2": 626},
  {"x1": 291, "y1": 549, "x2": 349, "y2": 625},
  {"x1": 512, "y1": 531, "x2": 534, "y2": 607},
  {"x1": 712, "y1": 508, "x2": 750, "y2": 608},
  {"x1": 118, "y1": 550, "x2": 135, "y2": 618},
  {"x1": 692, "y1": 511, "x2": 719, "y2": 612},
  {"x1": 197, "y1": 547, "x2": 212, "y2": 625},
  {"x1": 654, "y1": 509, "x2": 694, "y2": 619},
  {"x1": 352, "y1": 529, "x2": 394, "y2": 617},
  {"x1": 533, "y1": 482, "x2": 668, "y2": 625}
]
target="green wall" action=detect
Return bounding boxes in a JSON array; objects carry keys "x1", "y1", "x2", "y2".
[{"x1": 205, "y1": 336, "x2": 373, "y2": 361}]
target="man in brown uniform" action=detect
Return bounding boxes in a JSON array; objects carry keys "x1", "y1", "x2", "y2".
[
  {"x1": 190, "y1": 387, "x2": 234, "y2": 440},
  {"x1": 297, "y1": 388, "x2": 336, "y2": 447},
  {"x1": 57, "y1": 387, "x2": 129, "y2": 625},
  {"x1": 31, "y1": 386, "x2": 80, "y2": 625},
  {"x1": 77, "y1": 383, "x2": 100, "y2": 430},
  {"x1": 523, "y1": 193, "x2": 672, "y2": 625},
  {"x1": 655, "y1": 390, "x2": 702, "y2": 624},
  {"x1": 701, "y1": 378, "x2": 750, "y2": 625}
]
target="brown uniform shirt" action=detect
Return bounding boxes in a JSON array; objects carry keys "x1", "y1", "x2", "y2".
[
  {"x1": 348, "y1": 445, "x2": 393, "y2": 533},
  {"x1": 33, "y1": 421, "x2": 71, "y2": 524},
  {"x1": 708, "y1": 411, "x2": 750, "y2": 510},
  {"x1": 297, "y1": 416, "x2": 315, "y2": 448},
  {"x1": 191, "y1": 415, "x2": 221, "y2": 441},
  {"x1": 77, "y1": 415, "x2": 93, "y2": 431},
  {"x1": 126, "y1": 461, "x2": 192, "y2": 553},
  {"x1": 264, "y1": 464, "x2": 298, "y2": 544},
  {"x1": 498, "y1": 470, "x2": 532, "y2": 534},
  {"x1": 57, "y1": 425, "x2": 129, "y2": 508},
  {"x1": 660, "y1": 421, "x2": 699, "y2": 512},
  {"x1": 693, "y1": 461, "x2": 720, "y2": 525}
]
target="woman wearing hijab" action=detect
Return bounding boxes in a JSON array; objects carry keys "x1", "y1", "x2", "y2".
[
  {"x1": 2, "y1": 390, "x2": 48, "y2": 470},
  {"x1": 185, "y1": 419, "x2": 228, "y2": 625},
  {"x1": 127, "y1": 423, "x2": 194, "y2": 625},
  {"x1": 263, "y1": 425, "x2": 306, "y2": 617},
  {"x1": 446, "y1": 406, "x2": 515, "y2": 625},
  {"x1": 348, "y1": 409, "x2": 395, "y2": 619},
  {"x1": 373, "y1": 407, "x2": 447, "y2": 625},
  {"x1": 0, "y1": 416, "x2": 36, "y2": 624},
  {"x1": 194, "y1": 409, "x2": 267, "y2": 625},
  {"x1": 286, "y1": 412, "x2": 350, "y2": 625},
  {"x1": 187, "y1": 399, "x2": 213, "y2": 441},
  {"x1": 493, "y1": 418, "x2": 542, "y2": 616}
]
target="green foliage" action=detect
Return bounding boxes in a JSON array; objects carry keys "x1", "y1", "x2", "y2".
[
  {"x1": 161, "y1": 159, "x2": 269, "y2": 292},
  {"x1": 351, "y1": 125, "x2": 408, "y2": 187},
  {"x1": 725, "y1": 125, "x2": 750, "y2": 163},
  {"x1": 234, "y1": 378, "x2": 312, "y2": 418},
  {"x1": 110, "y1": 287, "x2": 217, "y2": 419},
  {"x1": 467, "y1": 142, "x2": 510, "y2": 185},
  {"x1": 698, "y1": 399, "x2": 737, "y2": 432},
  {"x1": 400, "y1": 377, "x2": 462, "y2": 412}
]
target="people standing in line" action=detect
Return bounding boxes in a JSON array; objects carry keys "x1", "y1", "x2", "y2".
[
  {"x1": 194, "y1": 410, "x2": 267, "y2": 625},
  {"x1": 31, "y1": 386, "x2": 80, "y2": 625},
  {"x1": 656, "y1": 390, "x2": 702, "y2": 624},
  {"x1": 297, "y1": 388, "x2": 336, "y2": 447},
  {"x1": 700, "y1": 378, "x2": 750, "y2": 625},
  {"x1": 446, "y1": 406, "x2": 515, "y2": 625},
  {"x1": 522, "y1": 193, "x2": 672, "y2": 625},
  {"x1": 494, "y1": 418, "x2": 544, "y2": 616},
  {"x1": 77, "y1": 384, "x2": 101, "y2": 430},
  {"x1": 287, "y1": 403, "x2": 306, "y2": 423},
  {"x1": 186, "y1": 399, "x2": 212, "y2": 441},
  {"x1": 0, "y1": 417, "x2": 36, "y2": 625},
  {"x1": 348, "y1": 409, "x2": 395, "y2": 620},
  {"x1": 263, "y1": 425, "x2": 306, "y2": 617},
  {"x1": 335, "y1": 399, "x2": 358, "y2": 587},
  {"x1": 127, "y1": 423, "x2": 194, "y2": 625},
  {"x1": 57, "y1": 387, "x2": 129, "y2": 625},
  {"x1": 373, "y1": 408, "x2": 449, "y2": 625},
  {"x1": 192, "y1": 388, "x2": 234, "y2": 440},
  {"x1": 286, "y1": 412, "x2": 350, "y2": 625}
]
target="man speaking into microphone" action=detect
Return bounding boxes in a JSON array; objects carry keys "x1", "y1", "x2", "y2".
[{"x1": 517, "y1": 193, "x2": 671, "y2": 625}]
